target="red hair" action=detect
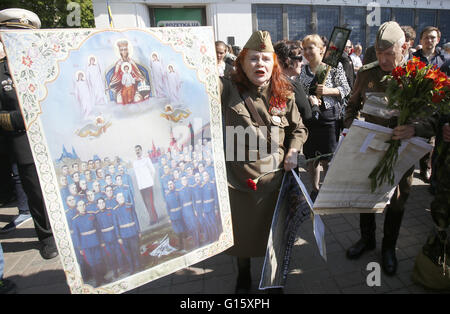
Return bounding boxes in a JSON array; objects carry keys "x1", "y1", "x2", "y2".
[{"x1": 231, "y1": 48, "x2": 292, "y2": 102}]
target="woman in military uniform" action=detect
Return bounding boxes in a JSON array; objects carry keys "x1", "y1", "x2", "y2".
[{"x1": 220, "y1": 30, "x2": 308, "y2": 293}]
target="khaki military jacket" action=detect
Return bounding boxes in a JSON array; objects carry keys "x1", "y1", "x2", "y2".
[
  {"x1": 220, "y1": 78, "x2": 307, "y2": 192},
  {"x1": 344, "y1": 61, "x2": 397, "y2": 129}
]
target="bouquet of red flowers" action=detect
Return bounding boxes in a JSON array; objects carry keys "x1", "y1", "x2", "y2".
[{"x1": 368, "y1": 57, "x2": 450, "y2": 192}]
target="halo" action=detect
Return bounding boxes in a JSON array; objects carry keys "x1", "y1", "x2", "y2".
[
  {"x1": 75, "y1": 70, "x2": 85, "y2": 80},
  {"x1": 114, "y1": 38, "x2": 134, "y2": 59},
  {"x1": 151, "y1": 51, "x2": 159, "y2": 60},
  {"x1": 164, "y1": 105, "x2": 174, "y2": 112},
  {"x1": 88, "y1": 55, "x2": 97, "y2": 65},
  {"x1": 120, "y1": 62, "x2": 132, "y2": 73}
]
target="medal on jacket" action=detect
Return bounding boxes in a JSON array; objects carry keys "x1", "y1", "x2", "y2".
[
  {"x1": 271, "y1": 115, "x2": 281, "y2": 124},
  {"x1": 1, "y1": 78, "x2": 13, "y2": 91},
  {"x1": 268, "y1": 95, "x2": 287, "y2": 117}
]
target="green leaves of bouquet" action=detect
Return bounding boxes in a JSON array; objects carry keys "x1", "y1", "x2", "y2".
[{"x1": 369, "y1": 57, "x2": 450, "y2": 192}]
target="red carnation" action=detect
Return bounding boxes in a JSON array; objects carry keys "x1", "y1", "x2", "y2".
[{"x1": 246, "y1": 179, "x2": 257, "y2": 191}]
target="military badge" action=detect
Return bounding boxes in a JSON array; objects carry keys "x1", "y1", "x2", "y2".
[
  {"x1": 268, "y1": 95, "x2": 287, "y2": 116},
  {"x1": 368, "y1": 81, "x2": 374, "y2": 89}
]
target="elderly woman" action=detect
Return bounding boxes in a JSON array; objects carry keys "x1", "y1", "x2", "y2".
[
  {"x1": 296, "y1": 34, "x2": 350, "y2": 201},
  {"x1": 220, "y1": 31, "x2": 308, "y2": 293}
]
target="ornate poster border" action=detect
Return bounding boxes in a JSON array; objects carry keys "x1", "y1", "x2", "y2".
[{"x1": 1, "y1": 26, "x2": 232, "y2": 294}]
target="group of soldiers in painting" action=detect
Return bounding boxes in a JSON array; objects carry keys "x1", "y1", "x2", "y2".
[{"x1": 58, "y1": 139, "x2": 221, "y2": 286}]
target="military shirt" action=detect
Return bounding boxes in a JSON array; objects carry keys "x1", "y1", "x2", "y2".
[
  {"x1": 344, "y1": 61, "x2": 397, "y2": 129},
  {"x1": 113, "y1": 203, "x2": 140, "y2": 239},
  {"x1": 201, "y1": 180, "x2": 218, "y2": 213},
  {"x1": 220, "y1": 78, "x2": 308, "y2": 192},
  {"x1": 72, "y1": 212, "x2": 101, "y2": 249},
  {"x1": 165, "y1": 189, "x2": 182, "y2": 220},
  {"x1": 190, "y1": 182, "x2": 204, "y2": 214},
  {"x1": 95, "y1": 208, "x2": 118, "y2": 243}
]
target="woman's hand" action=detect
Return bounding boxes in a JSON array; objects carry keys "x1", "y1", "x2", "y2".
[
  {"x1": 284, "y1": 148, "x2": 298, "y2": 171},
  {"x1": 316, "y1": 84, "x2": 339, "y2": 97},
  {"x1": 308, "y1": 95, "x2": 321, "y2": 106},
  {"x1": 392, "y1": 125, "x2": 415, "y2": 140}
]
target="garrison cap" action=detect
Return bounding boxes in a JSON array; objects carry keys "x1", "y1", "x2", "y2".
[
  {"x1": 375, "y1": 21, "x2": 404, "y2": 51},
  {"x1": 0, "y1": 8, "x2": 41, "y2": 29},
  {"x1": 243, "y1": 30, "x2": 274, "y2": 53}
]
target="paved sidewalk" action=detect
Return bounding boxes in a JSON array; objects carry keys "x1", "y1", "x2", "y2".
[{"x1": 0, "y1": 170, "x2": 443, "y2": 294}]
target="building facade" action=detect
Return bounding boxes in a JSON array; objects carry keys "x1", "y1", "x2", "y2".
[{"x1": 93, "y1": 0, "x2": 450, "y2": 50}]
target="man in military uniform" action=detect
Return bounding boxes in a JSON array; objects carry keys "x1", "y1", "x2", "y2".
[
  {"x1": 0, "y1": 8, "x2": 57, "y2": 259},
  {"x1": 165, "y1": 180, "x2": 186, "y2": 250},
  {"x1": 114, "y1": 174, "x2": 134, "y2": 205},
  {"x1": 201, "y1": 171, "x2": 220, "y2": 243},
  {"x1": 95, "y1": 197, "x2": 121, "y2": 280},
  {"x1": 113, "y1": 192, "x2": 141, "y2": 275},
  {"x1": 344, "y1": 21, "x2": 413, "y2": 276},
  {"x1": 178, "y1": 176, "x2": 200, "y2": 249},
  {"x1": 71, "y1": 200, "x2": 104, "y2": 286}
]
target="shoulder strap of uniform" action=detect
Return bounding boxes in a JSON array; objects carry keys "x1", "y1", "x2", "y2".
[{"x1": 358, "y1": 60, "x2": 379, "y2": 73}]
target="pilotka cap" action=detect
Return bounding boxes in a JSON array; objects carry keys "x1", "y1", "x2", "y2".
[
  {"x1": 243, "y1": 30, "x2": 274, "y2": 53},
  {"x1": 375, "y1": 21, "x2": 405, "y2": 50}
]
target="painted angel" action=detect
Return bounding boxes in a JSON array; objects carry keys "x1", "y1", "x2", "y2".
[
  {"x1": 73, "y1": 71, "x2": 93, "y2": 120},
  {"x1": 149, "y1": 52, "x2": 168, "y2": 98},
  {"x1": 86, "y1": 55, "x2": 107, "y2": 106},
  {"x1": 166, "y1": 64, "x2": 182, "y2": 105}
]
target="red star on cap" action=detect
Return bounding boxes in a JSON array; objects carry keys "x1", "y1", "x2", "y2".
[{"x1": 260, "y1": 43, "x2": 266, "y2": 49}]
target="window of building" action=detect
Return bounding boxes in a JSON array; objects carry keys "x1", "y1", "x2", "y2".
[
  {"x1": 342, "y1": 6, "x2": 366, "y2": 48},
  {"x1": 438, "y1": 10, "x2": 450, "y2": 44},
  {"x1": 316, "y1": 6, "x2": 339, "y2": 40},
  {"x1": 255, "y1": 5, "x2": 283, "y2": 43},
  {"x1": 287, "y1": 5, "x2": 311, "y2": 41},
  {"x1": 252, "y1": 4, "x2": 448, "y2": 52},
  {"x1": 392, "y1": 8, "x2": 414, "y2": 27}
]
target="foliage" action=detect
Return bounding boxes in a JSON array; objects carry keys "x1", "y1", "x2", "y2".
[{"x1": 0, "y1": 0, "x2": 95, "y2": 28}]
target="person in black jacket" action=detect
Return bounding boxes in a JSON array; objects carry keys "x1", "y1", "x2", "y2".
[
  {"x1": 0, "y1": 8, "x2": 57, "y2": 260},
  {"x1": 274, "y1": 40, "x2": 313, "y2": 124}
]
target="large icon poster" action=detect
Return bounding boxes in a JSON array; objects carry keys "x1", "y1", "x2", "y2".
[{"x1": 1, "y1": 27, "x2": 233, "y2": 293}]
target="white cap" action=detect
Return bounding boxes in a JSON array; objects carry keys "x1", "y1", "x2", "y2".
[{"x1": 0, "y1": 8, "x2": 41, "y2": 29}]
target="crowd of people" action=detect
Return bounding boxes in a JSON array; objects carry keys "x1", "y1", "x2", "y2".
[
  {"x1": 215, "y1": 22, "x2": 449, "y2": 293},
  {"x1": 0, "y1": 5, "x2": 449, "y2": 294}
]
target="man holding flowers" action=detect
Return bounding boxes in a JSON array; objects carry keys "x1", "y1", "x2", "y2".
[{"x1": 343, "y1": 21, "x2": 414, "y2": 276}]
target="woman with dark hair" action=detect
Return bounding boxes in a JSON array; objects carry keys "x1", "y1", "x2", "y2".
[
  {"x1": 220, "y1": 31, "x2": 308, "y2": 293},
  {"x1": 274, "y1": 40, "x2": 313, "y2": 124}
]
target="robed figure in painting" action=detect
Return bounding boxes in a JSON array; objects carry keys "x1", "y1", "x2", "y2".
[
  {"x1": 86, "y1": 55, "x2": 107, "y2": 106},
  {"x1": 74, "y1": 71, "x2": 93, "y2": 120},
  {"x1": 109, "y1": 39, "x2": 147, "y2": 105},
  {"x1": 149, "y1": 52, "x2": 167, "y2": 98}
]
